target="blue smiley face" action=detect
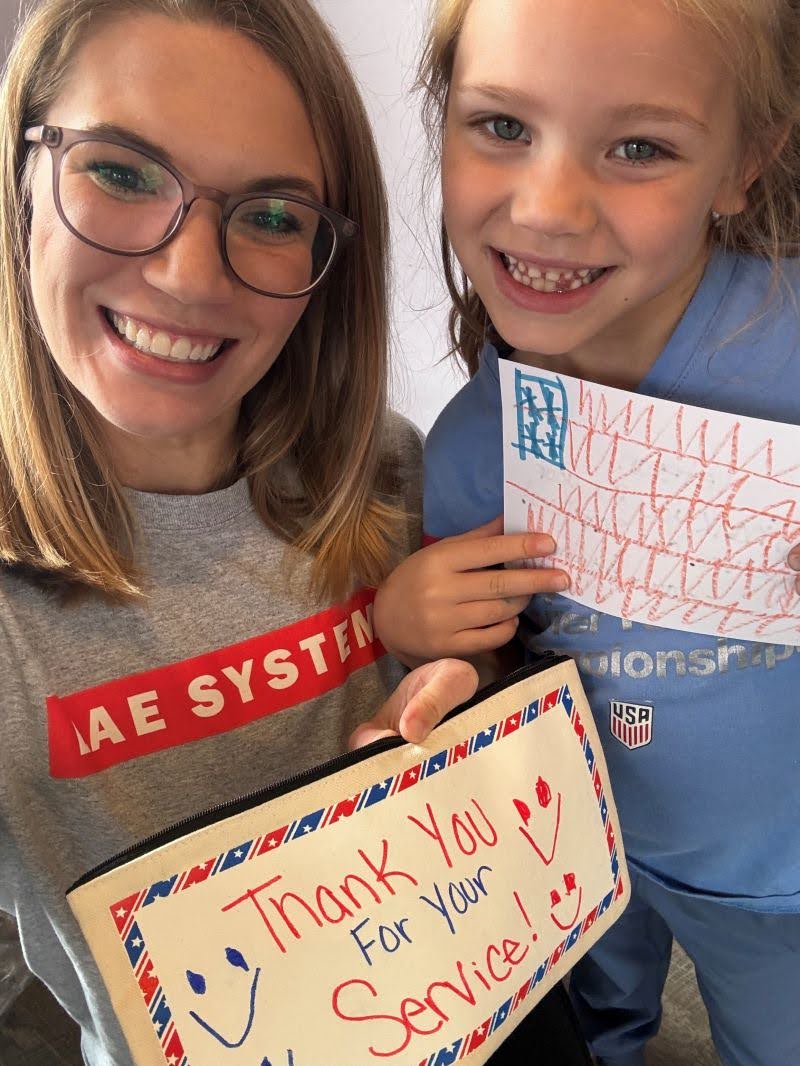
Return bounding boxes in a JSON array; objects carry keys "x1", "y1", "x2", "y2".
[{"x1": 186, "y1": 946, "x2": 261, "y2": 1050}]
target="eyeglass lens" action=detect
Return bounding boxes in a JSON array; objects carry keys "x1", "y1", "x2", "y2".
[{"x1": 57, "y1": 140, "x2": 336, "y2": 295}]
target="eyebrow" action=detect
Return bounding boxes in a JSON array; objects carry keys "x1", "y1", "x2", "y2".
[
  {"x1": 85, "y1": 122, "x2": 324, "y2": 198},
  {"x1": 611, "y1": 103, "x2": 710, "y2": 135},
  {"x1": 455, "y1": 84, "x2": 710, "y2": 135}
]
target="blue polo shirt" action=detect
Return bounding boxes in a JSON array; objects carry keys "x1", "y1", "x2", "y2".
[{"x1": 424, "y1": 252, "x2": 800, "y2": 912}]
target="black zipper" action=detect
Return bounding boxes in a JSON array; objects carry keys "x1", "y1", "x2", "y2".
[{"x1": 67, "y1": 651, "x2": 564, "y2": 894}]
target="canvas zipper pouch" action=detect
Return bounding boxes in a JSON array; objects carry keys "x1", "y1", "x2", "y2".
[{"x1": 67, "y1": 654, "x2": 628, "y2": 1066}]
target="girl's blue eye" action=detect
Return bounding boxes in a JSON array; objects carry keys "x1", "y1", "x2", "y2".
[
  {"x1": 489, "y1": 117, "x2": 526, "y2": 142},
  {"x1": 616, "y1": 140, "x2": 661, "y2": 164}
]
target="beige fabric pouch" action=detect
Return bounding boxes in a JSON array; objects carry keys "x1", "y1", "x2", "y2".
[{"x1": 67, "y1": 655, "x2": 628, "y2": 1066}]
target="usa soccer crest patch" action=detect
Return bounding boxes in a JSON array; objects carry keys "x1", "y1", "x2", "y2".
[{"x1": 609, "y1": 700, "x2": 653, "y2": 749}]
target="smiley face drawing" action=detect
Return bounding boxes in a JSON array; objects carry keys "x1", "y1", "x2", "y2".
[{"x1": 186, "y1": 946, "x2": 261, "y2": 1049}]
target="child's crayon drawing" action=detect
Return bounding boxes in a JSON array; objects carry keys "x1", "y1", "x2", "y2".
[{"x1": 501, "y1": 360, "x2": 800, "y2": 643}]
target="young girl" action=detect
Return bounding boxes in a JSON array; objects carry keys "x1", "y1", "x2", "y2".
[
  {"x1": 376, "y1": 1, "x2": 800, "y2": 1063},
  {"x1": 0, "y1": 0, "x2": 486, "y2": 1061}
]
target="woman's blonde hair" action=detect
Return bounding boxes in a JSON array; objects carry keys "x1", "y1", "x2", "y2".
[
  {"x1": 418, "y1": 0, "x2": 800, "y2": 376},
  {"x1": 0, "y1": 0, "x2": 400, "y2": 600}
]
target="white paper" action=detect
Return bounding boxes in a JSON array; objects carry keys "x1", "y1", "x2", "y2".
[{"x1": 500, "y1": 359, "x2": 800, "y2": 644}]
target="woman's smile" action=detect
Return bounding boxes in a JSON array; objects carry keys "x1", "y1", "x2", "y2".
[{"x1": 103, "y1": 307, "x2": 233, "y2": 364}]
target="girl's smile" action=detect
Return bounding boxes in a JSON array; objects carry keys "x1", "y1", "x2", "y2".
[
  {"x1": 442, "y1": 0, "x2": 756, "y2": 388},
  {"x1": 501, "y1": 254, "x2": 608, "y2": 294},
  {"x1": 493, "y1": 249, "x2": 614, "y2": 315}
]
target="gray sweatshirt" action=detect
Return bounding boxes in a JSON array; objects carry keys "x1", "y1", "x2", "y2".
[{"x1": 0, "y1": 412, "x2": 422, "y2": 1065}]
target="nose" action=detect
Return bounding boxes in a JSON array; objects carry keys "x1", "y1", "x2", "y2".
[
  {"x1": 140, "y1": 199, "x2": 237, "y2": 305},
  {"x1": 508, "y1": 148, "x2": 598, "y2": 240}
]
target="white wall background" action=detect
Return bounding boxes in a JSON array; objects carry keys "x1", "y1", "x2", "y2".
[
  {"x1": 314, "y1": 0, "x2": 464, "y2": 431},
  {"x1": 0, "y1": 0, "x2": 462, "y2": 432}
]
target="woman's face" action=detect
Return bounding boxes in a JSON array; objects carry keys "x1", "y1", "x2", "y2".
[{"x1": 28, "y1": 13, "x2": 325, "y2": 488}]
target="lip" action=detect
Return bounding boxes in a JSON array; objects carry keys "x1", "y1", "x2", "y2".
[
  {"x1": 491, "y1": 249, "x2": 614, "y2": 315},
  {"x1": 98, "y1": 308, "x2": 236, "y2": 383}
]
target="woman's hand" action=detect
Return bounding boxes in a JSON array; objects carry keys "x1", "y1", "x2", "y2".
[
  {"x1": 374, "y1": 516, "x2": 570, "y2": 662},
  {"x1": 348, "y1": 658, "x2": 479, "y2": 749}
]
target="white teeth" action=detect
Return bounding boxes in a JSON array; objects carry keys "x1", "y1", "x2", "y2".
[
  {"x1": 170, "y1": 337, "x2": 192, "y2": 360},
  {"x1": 107, "y1": 311, "x2": 224, "y2": 363},
  {"x1": 503, "y1": 255, "x2": 605, "y2": 294},
  {"x1": 150, "y1": 332, "x2": 172, "y2": 357}
]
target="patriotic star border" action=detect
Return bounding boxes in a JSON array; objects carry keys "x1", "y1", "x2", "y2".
[{"x1": 108, "y1": 682, "x2": 624, "y2": 1066}]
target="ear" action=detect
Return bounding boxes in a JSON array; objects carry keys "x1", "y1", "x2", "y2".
[{"x1": 712, "y1": 123, "x2": 791, "y2": 217}]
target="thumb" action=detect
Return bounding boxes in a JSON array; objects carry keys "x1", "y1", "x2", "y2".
[
  {"x1": 349, "y1": 659, "x2": 479, "y2": 750},
  {"x1": 399, "y1": 658, "x2": 480, "y2": 744}
]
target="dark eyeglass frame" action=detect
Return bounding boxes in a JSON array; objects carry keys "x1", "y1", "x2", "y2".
[{"x1": 24, "y1": 124, "x2": 359, "y2": 299}]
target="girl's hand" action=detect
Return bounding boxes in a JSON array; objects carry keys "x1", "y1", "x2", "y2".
[
  {"x1": 374, "y1": 516, "x2": 570, "y2": 662},
  {"x1": 348, "y1": 658, "x2": 479, "y2": 749},
  {"x1": 790, "y1": 544, "x2": 800, "y2": 594}
]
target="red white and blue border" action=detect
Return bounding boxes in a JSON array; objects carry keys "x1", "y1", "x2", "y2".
[{"x1": 108, "y1": 682, "x2": 624, "y2": 1066}]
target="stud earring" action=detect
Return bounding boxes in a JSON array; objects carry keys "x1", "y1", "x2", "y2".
[{"x1": 711, "y1": 210, "x2": 723, "y2": 225}]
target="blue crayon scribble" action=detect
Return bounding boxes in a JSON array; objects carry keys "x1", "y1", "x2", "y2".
[
  {"x1": 513, "y1": 369, "x2": 568, "y2": 469},
  {"x1": 226, "y1": 947, "x2": 249, "y2": 972},
  {"x1": 186, "y1": 946, "x2": 261, "y2": 1049}
]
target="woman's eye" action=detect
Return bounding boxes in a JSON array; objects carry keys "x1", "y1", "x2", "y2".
[
  {"x1": 235, "y1": 205, "x2": 304, "y2": 242},
  {"x1": 86, "y1": 161, "x2": 162, "y2": 197},
  {"x1": 486, "y1": 117, "x2": 527, "y2": 143},
  {"x1": 614, "y1": 140, "x2": 663, "y2": 165},
  {"x1": 251, "y1": 211, "x2": 297, "y2": 232}
]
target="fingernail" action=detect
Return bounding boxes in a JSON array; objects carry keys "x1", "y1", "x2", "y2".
[
  {"x1": 533, "y1": 535, "x2": 556, "y2": 555},
  {"x1": 402, "y1": 720, "x2": 424, "y2": 745},
  {"x1": 555, "y1": 575, "x2": 570, "y2": 591}
]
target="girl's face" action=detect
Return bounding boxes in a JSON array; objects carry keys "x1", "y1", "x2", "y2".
[
  {"x1": 28, "y1": 14, "x2": 324, "y2": 488},
  {"x1": 443, "y1": 0, "x2": 755, "y2": 381}
]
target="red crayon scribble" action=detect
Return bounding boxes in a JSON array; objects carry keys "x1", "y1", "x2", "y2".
[
  {"x1": 331, "y1": 930, "x2": 530, "y2": 1059},
  {"x1": 407, "y1": 799, "x2": 498, "y2": 870},
  {"x1": 510, "y1": 381, "x2": 800, "y2": 639},
  {"x1": 513, "y1": 889, "x2": 538, "y2": 942},
  {"x1": 514, "y1": 786, "x2": 563, "y2": 866},
  {"x1": 549, "y1": 881, "x2": 584, "y2": 931},
  {"x1": 221, "y1": 840, "x2": 417, "y2": 954},
  {"x1": 535, "y1": 776, "x2": 552, "y2": 808}
]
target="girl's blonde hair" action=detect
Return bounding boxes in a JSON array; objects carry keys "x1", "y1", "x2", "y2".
[
  {"x1": 0, "y1": 0, "x2": 400, "y2": 601},
  {"x1": 419, "y1": 0, "x2": 800, "y2": 376}
]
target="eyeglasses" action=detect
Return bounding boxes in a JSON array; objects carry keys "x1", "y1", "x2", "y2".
[{"x1": 24, "y1": 125, "x2": 358, "y2": 299}]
